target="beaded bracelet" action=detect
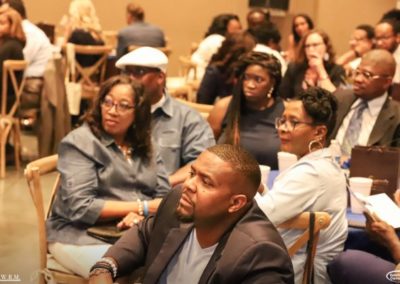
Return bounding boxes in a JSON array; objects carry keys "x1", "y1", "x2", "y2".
[
  {"x1": 98, "y1": 257, "x2": 117, "y2": 279},
  {"x1": 137, "y1": 198, "x2": 144, "y2": 216},
  {"x1": 143, "y1": 200, "x2": 149, "y2": 217},
  {"x1": 89, "y1": 267, "x2": 112, "y2": 278}
]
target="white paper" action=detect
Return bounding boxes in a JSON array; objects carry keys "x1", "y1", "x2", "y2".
[{"x1": 351, "y1": 191, "x2": 400, "y2": 228}]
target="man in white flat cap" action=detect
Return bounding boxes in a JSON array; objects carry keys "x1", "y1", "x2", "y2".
[{"x1": 116, "y1": 47, "x2": 215, "y2": 186}]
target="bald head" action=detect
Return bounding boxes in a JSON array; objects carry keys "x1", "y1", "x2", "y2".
[{"x1": 362, "y1": 49, "x2": 396, "y2": 77}]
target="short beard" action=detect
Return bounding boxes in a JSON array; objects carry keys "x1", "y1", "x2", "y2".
[{"x1": 175, "y1": 206, "x2": 194, "y2": 223}]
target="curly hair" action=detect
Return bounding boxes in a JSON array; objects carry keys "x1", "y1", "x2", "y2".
[
  {"x1": 295, "y1": 29, "x2": 336, "y2": 65},
  {"x1": 209, "y1": 31, "x2": 256, "y2": 83},
  {"x1": 292, "y1": 14, "x2": 314, "y2": 44},
  {"x1": 223, "y1": 51, "x2": 282, "y2": 145},
  {"x1": 294, "y1": 86, "x2": 338, "y2": 137},
  {"x1": 204, "y1": 13, "x2": 240, "y2": 37},
  {"x1": 84, "y1": 75, "x2": 153, "y2": 161}
]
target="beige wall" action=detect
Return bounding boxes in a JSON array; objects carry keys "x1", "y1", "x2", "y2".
[{"x1": 25, "y1": 0, "x2": 395, "y2": 75}]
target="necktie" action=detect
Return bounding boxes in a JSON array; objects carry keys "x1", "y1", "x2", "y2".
[{"x1": 342, "y1": 100, "x2": 368, "y2": 156}]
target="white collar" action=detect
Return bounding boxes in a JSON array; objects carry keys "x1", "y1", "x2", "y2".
[{"x1": 151, "y1": 94, "x2": 166, "y2": 113}]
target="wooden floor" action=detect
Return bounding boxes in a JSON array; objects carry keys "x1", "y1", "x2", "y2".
[{"x1": 0, "y1": 132, "x2": 51, "y2": 283}]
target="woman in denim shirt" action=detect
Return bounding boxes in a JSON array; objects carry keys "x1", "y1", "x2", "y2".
[{"x1": 46, "y1": 75, "x2": 170, "y2": 278}]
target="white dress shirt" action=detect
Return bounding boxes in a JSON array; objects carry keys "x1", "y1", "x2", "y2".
[{"x1": 22, "y1": 20, "x2": 53, "y2": 77}]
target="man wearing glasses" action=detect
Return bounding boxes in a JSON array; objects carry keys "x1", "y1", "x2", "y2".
[
  {"x1": 329, "y1": 49, "x2": 400, "y2": 159},
  {"x1": 374, "y1": 19, "x2": 400, "y2": 100},
  {"x1": 116, "y1": 47, "x2": 215, "y2": 186}
]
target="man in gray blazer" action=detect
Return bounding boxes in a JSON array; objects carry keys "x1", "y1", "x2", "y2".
[
  {"x1": 89, "y1": 145, "x2": 294, "y2": 284},
  {"x1": 330, "y1": 49, "x2": 400, "y2": 156},
  {"x1": 116, "y1": 2, "x2": 166, "y2": 58}
]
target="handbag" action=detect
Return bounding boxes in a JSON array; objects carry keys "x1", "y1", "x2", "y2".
[
  {"x1": 87, "y1": 223, "x2": 127, "y2": 244},
  {"x1": 65, "y1": 43, "x2": 82, "y2": 115},
  {"x1": 350, "y1": 146, "x2": 400, "y2": 199}
]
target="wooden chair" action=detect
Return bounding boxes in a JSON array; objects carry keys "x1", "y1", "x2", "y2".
[
  {"x1": 175, "y1": 98, "x2": 213, "y2": 119},
  {"x1": 278, "y1": 212, "x2": 331, "y2": 284},
  {"x1": 64, "y1": 44, "x2": 113, "y2": 100},
  {"x1": 0, "y1": 60, "x2": 27, "y2": 178},
  {"x1": 127, "y1": 44, "x2": 172, "y2": 57},
  {"x1": 167, "y1": 56, "x2": 199, "y2": 102},
  {"x1": 36, "y1": 22, "x2": 55, "y2": 44},
  {"x1": 25, "y1": 155, "x2": 87, "y2": 284},
  {"x1": 102, "y1": 30, "x2": 118, "y2": 49}
]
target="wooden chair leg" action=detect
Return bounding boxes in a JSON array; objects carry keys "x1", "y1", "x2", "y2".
[
  {"x1": 12, "y1": 122, "x2": 21, "y2": 171},
  {"x1": 0, "y1": 133, "x2": 6, "y2": 179}
]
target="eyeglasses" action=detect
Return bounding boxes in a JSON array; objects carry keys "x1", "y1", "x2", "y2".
[
  {"x1": 123, "y1": 66, "x2": 160, "y2": 77},
  {"x1": 374, "y1": 34, "x2": 395, "y2": 42},
  {"x1": 304, "y1": 42, "x2": 324, "y2": 49},
  {"x1": 101, "y1": 97, "x2": 134, "y2": 114},
  {"x1": 275, "y1": 117, "x2": 314, "y2": 131},
  {"x1": 243, "y1": 73, "x2": 267, "y2": 84},
  {"x1": 353, "y1": 68, "x2": 392, "y2": 81}
]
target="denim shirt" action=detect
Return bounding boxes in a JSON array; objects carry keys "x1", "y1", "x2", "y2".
[
  {"x1": 152, "y1": 94, "x2": 215, "y2": 175},
  {"x1": 46, "y1": 123, "x2": 170, "y2": 245}
]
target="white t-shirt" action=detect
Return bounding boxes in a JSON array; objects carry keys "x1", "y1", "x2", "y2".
[{"x1": 159, "y1": 228, "x2": 218, "y2": 284}]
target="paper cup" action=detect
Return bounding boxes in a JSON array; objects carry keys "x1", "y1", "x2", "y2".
[
  {"x1": 349, "y1": 177, "x2": 373, "y2": 214},
  {"x1": 259, "y1": 164, "x2": 270, "y2": 185},
  {"x1": 277, "y1": 151, "x2": 298, "y2": 172}
]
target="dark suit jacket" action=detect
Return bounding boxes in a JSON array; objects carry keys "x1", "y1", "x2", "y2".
[
  {"x1": 330, "y1": 89, "x2": 400, "y2": 147},
  {"x1": 105, "y1": 188, "x2": 294, "y2": 284}
]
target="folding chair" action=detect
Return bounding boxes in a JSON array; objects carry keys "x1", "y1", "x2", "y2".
[
  {"x1": 0, "y1": 60, "x2": 27, "y2": 178},
  {"x1": 278, "y1": 211, "x2": 331, "y2": 284},
  {"x1": 25, "y1": 155, "x2": 87, "y2": 284}
]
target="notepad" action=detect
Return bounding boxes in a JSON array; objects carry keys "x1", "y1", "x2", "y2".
[{"x1": 352, "y1": 192, "x2": 400, "y2": 228}]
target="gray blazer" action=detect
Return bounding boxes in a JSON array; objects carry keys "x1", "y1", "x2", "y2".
[
  {"x1": 330, "y1": 89, "x2": 400, "y2": 147},
  {"x1": 105, "y1": 188, "x2": 294, "y2": 284},
  {"x1": 116, "y1": 22, "x2": 166, "y2": 58}
]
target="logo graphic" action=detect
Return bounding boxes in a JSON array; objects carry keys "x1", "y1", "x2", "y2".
[{"x1": 0, "y1": 274, "x2": 21, "y2": 282}]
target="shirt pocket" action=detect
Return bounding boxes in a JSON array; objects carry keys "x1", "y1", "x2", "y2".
[{"x1": 158, "y1": 129, "x2": 181, "y2": 150}]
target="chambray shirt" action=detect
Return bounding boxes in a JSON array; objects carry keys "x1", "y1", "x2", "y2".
[
  {"x1": 256, "y1": 148, "x2": 348, "y2": 284},
  {"x1": 46, "y1": 123, "x2": 170, "y2": 245},
  {"x1": 152, "y1": 94, "x2": 215, "y2": 175}
]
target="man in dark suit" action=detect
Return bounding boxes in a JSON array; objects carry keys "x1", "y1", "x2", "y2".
[
  {"x1": 89, "y1": 144, "x2": 294, "y2": 284},
  {"x1": 116, "y1": 2, "x2": 166, "y2": 58},
  {"x1": 330, "y1": 49, "x2": 400, "y2": 157}
]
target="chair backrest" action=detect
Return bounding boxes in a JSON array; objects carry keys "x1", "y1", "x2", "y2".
[
  {"x1": 175, "y1": 98, "x2": 213, "y2": 119},
  {"x1": 102, "y1": 30, "x2": 118, "y2": 49},
  {"x1": 24, "y1": 155, "x2": 60, "y2": 284},
  {"x1": 36, "y1": 22, "x2": 55, "y2": 44},
  {"x1": 127, "y1": 44, "x2": 172, "y2": 57},
  {"x1": 1, "y1": 60, "x2": 27, "y2": 116},
  {"x1": 64, "y1": 44, "x2": 113, "y2": 86},
  {"x1": 278, "y1": 211, "x2": 331, "y2": 284},
  {"x1": 178, "y1": 55, "x2": 197, "y2": 82}
]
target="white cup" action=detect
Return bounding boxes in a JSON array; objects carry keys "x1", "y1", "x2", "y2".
[
  {"x1": 349, "y1": 177, "x2": 373, "y2": 214},
  {"x1": 277, "y1": 151, "x2": 298, "y2": 172},
  {"x1": 259, "y1": 165, "x2": 271, "y2": 193}
]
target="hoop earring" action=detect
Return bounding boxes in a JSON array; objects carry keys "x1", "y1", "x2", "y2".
[
  {"x1": 308, "y1": 138, "x2": 323, "y2": 153},
  {"x1": 267, "y1": 87, "x2": 274, "y2": 98}
]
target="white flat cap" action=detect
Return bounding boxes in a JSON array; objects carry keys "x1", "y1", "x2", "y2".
[{"x1": 116, "y1": 47, "x2": 168, "y2": 73}]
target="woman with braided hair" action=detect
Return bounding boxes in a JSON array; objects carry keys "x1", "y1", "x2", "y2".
[{"x1": 208, "y1": 51, "x2": 283, "y2": 169}]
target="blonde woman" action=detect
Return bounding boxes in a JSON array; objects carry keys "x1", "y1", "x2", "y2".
[{"x1": 60, "y1": 0, "x2": 104, "y2": 66}]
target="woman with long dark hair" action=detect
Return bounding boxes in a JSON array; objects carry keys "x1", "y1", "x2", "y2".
[
  {"x1": 46, "y1": 75, "x2": 170, "y2": 278},
  {"x1": 208, "y1": 51, "x2": 283, "y2": 169}
]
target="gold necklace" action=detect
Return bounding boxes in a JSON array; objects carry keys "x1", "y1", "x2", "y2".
[{"x1": 117, "y1": 144, "x2": 132, "y2": 160}]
